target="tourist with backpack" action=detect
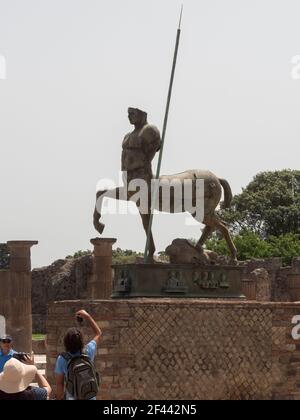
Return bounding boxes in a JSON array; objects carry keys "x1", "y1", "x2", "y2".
[{"x1": 55, "y1": 309, "x2": 102, "y2": 400}]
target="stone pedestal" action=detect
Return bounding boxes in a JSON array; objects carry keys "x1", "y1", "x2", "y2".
[
  {"x1": 89, "y1": 238, "x2": 116, "y2": 299},
  {"x1": 5, "y1": 241, "x2": 38, "y2": 353},
  {"x1": 112, "y1": 263, "x2": 245, "y2": 299}
]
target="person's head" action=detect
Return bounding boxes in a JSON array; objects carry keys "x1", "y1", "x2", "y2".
[
  {"x1": 128, "y1": 107, "x2": 147, "y2": 126},
  {"x1": 0, "y1": 358, "x2": 37, "y2": 395},
  {"x1": 0, "y1": 335, "x2": 13, "y2": 355},
  {"x1": 63, "y1": 328, "x2": 84, "y2": 354}
]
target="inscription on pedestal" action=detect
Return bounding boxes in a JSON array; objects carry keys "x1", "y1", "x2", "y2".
[
  {"x1": 193, "y1": 271, "x2": 230, "y2": 290},
  {"x1": 114, "y1": 270, "x2": 131, "y2": 293},
  {"x1": 163, "y1": 271, "x2": 188, "y2": 294}
]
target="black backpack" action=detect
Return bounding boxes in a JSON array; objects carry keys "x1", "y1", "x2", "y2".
[{"x1": 61, "y1": 352, "x2": 100, "y2": 400}]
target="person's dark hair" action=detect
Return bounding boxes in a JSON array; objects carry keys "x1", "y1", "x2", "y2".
[{"x1": 63, "y1": 328, "x2": 84, "y2": 354}]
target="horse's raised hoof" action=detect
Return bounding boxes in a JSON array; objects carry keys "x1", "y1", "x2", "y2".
[{"x1": 94, "y1": 221, "x2": 105, "y2": 235}]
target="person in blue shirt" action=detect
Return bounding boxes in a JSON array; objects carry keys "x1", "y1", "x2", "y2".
[
  {"x1": 0, "y1": 335, "x2": 16, "y2": 373},
  {"x1": 55, "y1": 309, "x2": 102, "y2": 400}
]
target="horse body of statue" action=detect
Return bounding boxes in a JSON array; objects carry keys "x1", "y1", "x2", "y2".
[{"x1": 93, "y1": 108, "x2": 237, "y2": 263}]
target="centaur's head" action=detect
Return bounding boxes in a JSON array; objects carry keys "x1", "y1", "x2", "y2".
[{"x1": 128, "y1": 107, "x2": 148, "y2": 126}]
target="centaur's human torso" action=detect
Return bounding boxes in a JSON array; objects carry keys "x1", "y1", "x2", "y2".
[{"x1": 121, "y1": 123, "x2": 161, "y2": 183}]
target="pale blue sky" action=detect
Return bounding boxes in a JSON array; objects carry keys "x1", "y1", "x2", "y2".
[{"x1": 0, "y1": 0, "x2": 299, "y2": 267}]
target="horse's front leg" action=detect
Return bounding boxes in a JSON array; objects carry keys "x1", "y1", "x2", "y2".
[
  {"x1": 93, "y1": 187, "x2": 129, "y2": 235},
  {"x1": 93, "y1": 190, "x2": 108, "y2": 234}
]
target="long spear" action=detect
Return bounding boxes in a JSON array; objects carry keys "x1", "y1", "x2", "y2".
[{"x1": 144, "y1": 6, "x2": 183, "y2": 262}]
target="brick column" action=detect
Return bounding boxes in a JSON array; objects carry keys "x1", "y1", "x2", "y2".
[
  {"x1": 6, "y1": 241, "x2": 38, "y2": 353},
  {"x1": 89, "y1": 238, "x2": 116, "y2": 299}
]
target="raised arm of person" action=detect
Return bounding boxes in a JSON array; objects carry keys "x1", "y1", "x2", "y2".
[
  {"x1": 23, "y1": 354, "x2": 52, "y2": 399},
  {"x1": 76, "y1": 310, "x2": 102, "y2": 345},
  {"x1": 35, "y1": 372, "x2": 52, "y2": 398}
]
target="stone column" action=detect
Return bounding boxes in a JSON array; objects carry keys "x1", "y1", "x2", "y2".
[
  {"x1": 6, "y1": 241, "x2": 38, "y2": 353},
  {"x1": 250, "y1": 268, "x2": 271, "y2": 302},
  {"x1": 89, "y1": 238, "x2": 116, "y2": 299}
]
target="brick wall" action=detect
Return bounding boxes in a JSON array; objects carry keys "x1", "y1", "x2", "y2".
[{"x1": 46, "y1": 299, "x2": 300, "y2": 400}]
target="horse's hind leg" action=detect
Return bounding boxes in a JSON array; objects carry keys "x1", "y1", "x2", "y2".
[
  {"x1": 215, "y1": 218, "x2": 238, "y2": 263},
  {"x1": 195, "y1": 225, "x2": 213, "y2": 250},
  {"x1": 190, "y1": 211, "x2": 214, "y2": 250}
]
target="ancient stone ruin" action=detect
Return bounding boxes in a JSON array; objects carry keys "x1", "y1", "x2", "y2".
[{"x1": 0, "y1": 241, "x2": 37, "y2": 353}]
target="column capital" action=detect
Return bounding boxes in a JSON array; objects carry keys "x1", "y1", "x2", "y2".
[
  {"x1": 7, "y1": 241, "x2": 38, "y2": 273},
  {"x1": 7, "y1": 241, "x2": 38, "y2": 249},
  {"x1": 90, "y1": 238, "x2": 117, "y2": 246}
]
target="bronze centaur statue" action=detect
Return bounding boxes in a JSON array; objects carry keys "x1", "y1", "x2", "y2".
[{"x1": 93, "y1": 108, "x2": 237, "y2": 263}]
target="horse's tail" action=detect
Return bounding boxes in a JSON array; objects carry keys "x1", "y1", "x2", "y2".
[{"x1": 219, "y1": 178, "x2": 233, "y2": 209}]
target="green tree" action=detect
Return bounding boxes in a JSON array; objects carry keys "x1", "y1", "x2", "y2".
[
  {"x1": 206, "y1": 231, "x2": 300, "y2": 265},
  {"x1": 267, "y1": 233, "x2": 300, "y2": 265},
  {"x1": 220, "y1": 169, "x2": 300, "y2": 238}
]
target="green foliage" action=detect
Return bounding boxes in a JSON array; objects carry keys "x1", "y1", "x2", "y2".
[
  {"x1": 66, "y1": 248, "x2": 144, "y2": 264},
  {"x1": 66, "y1": 250, "x2": 92, "y2": 259},
  {"x1": 0, "y1": 244, "x2": 10, "y2": 270},
  {"x1": 32, "y1": 334, "x2": 46, "y2": 341},
  {"x1": 112, "y1": 248, "x2": 143, "y2": 264},
  {"x1": 220, "y1": 169, "x2": 300, "y2": 238},
  {"x1": 205, "y1": 231, "x2": 300, "y2": 265},
  {"x1": 267, "y1": 233, "x2": 300, "y2": 265}
]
